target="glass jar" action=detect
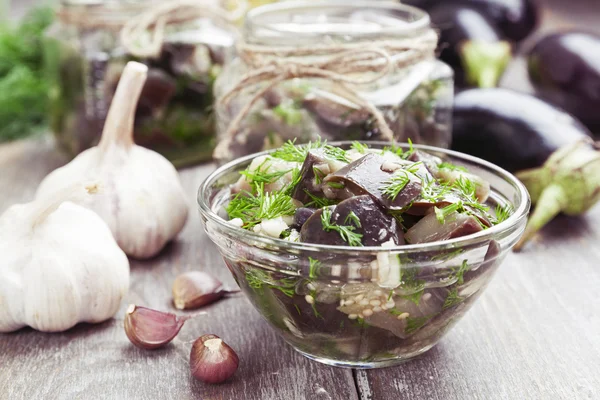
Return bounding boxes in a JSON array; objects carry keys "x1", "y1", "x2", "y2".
[
  {"x1": 213, "y1": 1, "x2": 454, "y2": 162},
  {"x1": 44, "y1": 0, "x2": 239, "y2": 167}
]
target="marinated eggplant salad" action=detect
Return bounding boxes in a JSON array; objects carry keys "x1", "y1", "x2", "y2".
[{"x1": 222, "y1": 140, "x2": 512, "y2": 361}]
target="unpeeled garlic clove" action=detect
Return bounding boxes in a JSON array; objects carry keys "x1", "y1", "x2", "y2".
[
  {"x1": 190, "y1": 334, "x2": 239, "y2": 384},
  {"x1": 124, "y1": 304, "x2": 190, "y2": 349},
  {"x1": 172, "y1": 271, "x2": 239, "y2": 310}
]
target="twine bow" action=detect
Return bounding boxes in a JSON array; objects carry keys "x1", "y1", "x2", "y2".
[
  {"x1": 120, "y1": 0, "x2": 246, "y2": 58},
  {"x1": 214, "y1": 30, "x2": 439, "y2": 160}
]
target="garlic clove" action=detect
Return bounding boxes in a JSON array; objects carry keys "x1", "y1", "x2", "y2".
[
  {"x1": 190, "y1": 334, "x2": 239, "y2": 384},
  {"x1": 124, "y1": 304, "x2": 191, "y2": 349},
  {"x1": 172, "y1": 271, "x2": 239, "y2": 310}
]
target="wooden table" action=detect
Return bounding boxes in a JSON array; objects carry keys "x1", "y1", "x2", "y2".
[{"x1": 2, "y1": 1, "x2": 600, "y2": 399}]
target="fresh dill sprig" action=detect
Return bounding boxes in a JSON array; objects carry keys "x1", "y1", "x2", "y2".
[
  {"x1": 434, "y1": 202, "x2": 462, "y2": 224},
  {"x1": 405, "y1": 314, "x2": 435, "y2": 334},
  {"x1": 326, "y1": 181, "x2": 345, "y2": 189},
  {"x1": 442, "y1": 288, "x2": 464, "y2": 310},
  {"x1": 351, "y1": 141, "x2": 369, "y2": 154},
  {"x1": 321, "y1": 207, "x2": 363, "y2": 246},
  {"x1": 453, "y1": 260, "x2": 469, "y2": 285},
  {"x1": 344, "y1": 211, "x2": 361, "y2": 228},
  {"x1": 381, "y1": 170, "x2": 411, "y2": 200},
  {"x1": 494, "y1": 203, "x2": 513, "y2": 224},
  {"x1": 313, "y1": 166, "x2": 325, "y2": 184},
  {"x1": 303, "y1": 190, "x2": 337, "y2": 208},
  {"x1": 308, "y1": 257, "x2": 321, "y2": 279},
  {"x1": 240, "y1": 161, "x2": 292, "y2": 186},
  {"x1": 323, "y1": 145, "x2": 349, "y2": 163},
  {"x1": 399, "y1": 290, "x2": 424, "y2": 306},
  {"x1": 246, "y1": 268, "x2": 297, "y2": 298},
  {"x1": 438, "y1": 162, "x2": 467, "y2": 172},
  {"x1": 271, "y1": 138, "x2": 324, "y2": 162},
  {"x1": 226, "y1": 183, "x2": 297, "y2": 228},
  {"x1": 420, "y1": 175, "x2": 452, "y2": 202},
  {"x1": 282, "y1": 167, "x2": 302, "y2": 196},
  {"x1": 382, "y1": 138, "x2": 415, "y2": 160}
]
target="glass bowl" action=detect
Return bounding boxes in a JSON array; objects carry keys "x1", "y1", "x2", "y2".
[{"x1": 197, "y1": 142, "x2": 530, "y2": 368}]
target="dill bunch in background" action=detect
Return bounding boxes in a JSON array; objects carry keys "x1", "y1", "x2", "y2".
[{"x1": 0, "y1": 6, "x2": 53, "y2": 142}]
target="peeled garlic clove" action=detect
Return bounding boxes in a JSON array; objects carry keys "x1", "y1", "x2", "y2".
[
  {"x1": 190, "y1": 334, "x2": 239, "y2": 384},
  {"x1": 36, "y1": 61, "x2": 188, "y2": 260},
  {"x1": 172, "y1": 271, "x2": 239, "y2": 310},
  {"x1": 124, "y1": 304, "x2": 189, "y2": 350}
]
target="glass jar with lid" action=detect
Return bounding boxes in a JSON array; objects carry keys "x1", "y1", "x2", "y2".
[
  {"x1": 44, "y1": 0, "x2": 241, "y2": 167},
  {"x1": 213, "y1": 0, "x2": 453, "y2": 162}
]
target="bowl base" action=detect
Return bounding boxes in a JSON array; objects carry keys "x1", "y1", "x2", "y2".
[{"x1": 294, "y1": 343, "x2": 436, "y2": 369}]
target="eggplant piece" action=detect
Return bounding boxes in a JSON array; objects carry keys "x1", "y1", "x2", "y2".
[
  {"x1": 292, "y1": 207, "x2": 316, "y2": 229},
  {"x1": 407, "y1": 0, "x2": 538, "y2": 42},
  {"x1": 300, "y1": 195, "x2": 403, "y2": 246},
  {"x1": 528, "y1": 32, "x2": 600, "y2": 134},
  {"x1": 405, "y1": 211, "x2": 483, "y2": 244},
  {"x1": 451, "y1": 88, "x2": 592, "y2": 172},
  {"x1": 324, "y1": 153, "x2": 422, "y2": 210},
  {"x1": 303, "y1": 90, "x2": 372, "y2": 128},
  {"x1": 428, "y1": 3, "x2": 512, "y2": 88},
  {"x1": 292, "y1": 149, "x2": 350, "y2": 205}
]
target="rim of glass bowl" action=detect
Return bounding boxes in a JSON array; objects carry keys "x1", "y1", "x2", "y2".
[
  {"x1": 244, "y1": 0, "x2": 432, "y2": 42},
  {"x1": 198, "y1": 142, "x2": 531, "y2": 255}
]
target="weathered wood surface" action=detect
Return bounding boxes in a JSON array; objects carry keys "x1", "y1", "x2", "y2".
[
  {"x1": 2, "y1": 0, "x2": 600, "y2": 399},
  {"x1": 0, "y1": 137, "x2": 359, "y2": 400}
]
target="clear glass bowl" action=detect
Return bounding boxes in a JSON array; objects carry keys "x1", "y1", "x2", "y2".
[{"x1": 197, "y1": 142, "x2": 530, "y2": 368}]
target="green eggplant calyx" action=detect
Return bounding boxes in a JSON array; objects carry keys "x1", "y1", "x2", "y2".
[
  {"x1": 514, "y1": 139, "x2": 600, "y2": 251},
  {"x1": 460, "y1": 40, "x2": 512, "y2": 88},
  {"x1": 514, "y1": 184, "x2": 566, "y2": 251}
]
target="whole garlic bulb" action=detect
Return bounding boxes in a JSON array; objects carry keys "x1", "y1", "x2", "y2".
[
  {"x1": 36, "y1": 62, "x2": 188, "y2": 259},
  {"x1": 0, "y1": 184, "x2": 130, "y2": 333}
]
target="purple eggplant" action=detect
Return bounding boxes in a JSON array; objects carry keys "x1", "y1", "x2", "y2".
[
  {"x1": 528, "y1": 32, "x2": 600, "y2": 134},
  {"x1": 406, "y1": 0, "x2": 538, "y2": 42},
  {"x1": 428, "y1": 3, "x2": 512, "y2": 88},
  {"x1": 451, "y1": 88, "x2": 592, "y2": 172}
]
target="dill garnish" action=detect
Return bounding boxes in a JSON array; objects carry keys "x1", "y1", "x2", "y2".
[
  {"x1": 438, "y1": 162, "x2": 467, "y2": 172},
  {"x1": 442, "y1": 288, "x2": 464, "y2": 310},
  {"x1": 308, "y1": 257, "x2": 321, "y2": 279},
  {"x1": 226, "y1": 183, "x2": 297, "y2": 229},
  {"x1": 351, "y1": 141, "x2": 369, "y2": 154},
  {"x1": 303, "y1": 190, "x2": 337, "y2": 208},
  {"x1": 494, "y1": 203, "x2": 513, "y2": 224},
  {"x1": 271, "y1": 138, "x2": 324, "y2": 162},
  {"x1": 320, "y1": 207, "x2": 363, "y2": 246}
]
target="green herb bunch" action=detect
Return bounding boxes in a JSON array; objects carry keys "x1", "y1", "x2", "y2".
[{"x1": 0, "y1": 7, "x2": 53, "y2": 142}]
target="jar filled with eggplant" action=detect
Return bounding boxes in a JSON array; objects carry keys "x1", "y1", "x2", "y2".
[
  {"x1": 213, "y1": 1, "x2": 454, "y2": 162},
  {"x1": 44, "y1": 0, "x2": 241, "y2": 167}
]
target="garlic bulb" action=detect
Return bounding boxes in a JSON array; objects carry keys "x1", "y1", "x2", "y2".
[
  {"x1": 36, "y1": 62, "x2": 188, "y2": 259},
  {"x1": 0, "y1": 184, "x2": 129, "y2": 333}
]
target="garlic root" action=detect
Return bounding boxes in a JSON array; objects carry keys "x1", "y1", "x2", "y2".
[{"x1": 36, "y1": 61, "x2": 189, "y2": 259}]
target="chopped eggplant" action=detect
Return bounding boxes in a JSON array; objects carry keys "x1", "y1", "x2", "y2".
[
  {"x1": 325, "y1": 153, "x2": 422, "y2": 210},
  {"x1": 300, "y1": 195, "x2": 403, "y2": 247},
  {"x1": 221, "y1": 141, "x2": 510, "y2": 365},
  {"x1": 405, "y1": 212, "x2": 483, "y2": 244}
]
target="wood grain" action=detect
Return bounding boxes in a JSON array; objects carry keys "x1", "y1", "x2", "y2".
[{"x1": 0, "y1": 137, "x2": 358, "y2": 400}]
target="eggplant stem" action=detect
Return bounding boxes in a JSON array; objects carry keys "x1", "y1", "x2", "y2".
[
  {"x1": 515, "y1": 167, "x2": 547, "y2": 204},
  {"x1": 460, "y1": 40, "x2": 512, "y2": 88},
  {"x1": 514, "y1": 184, "x2": 566, "y2": 251}
]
